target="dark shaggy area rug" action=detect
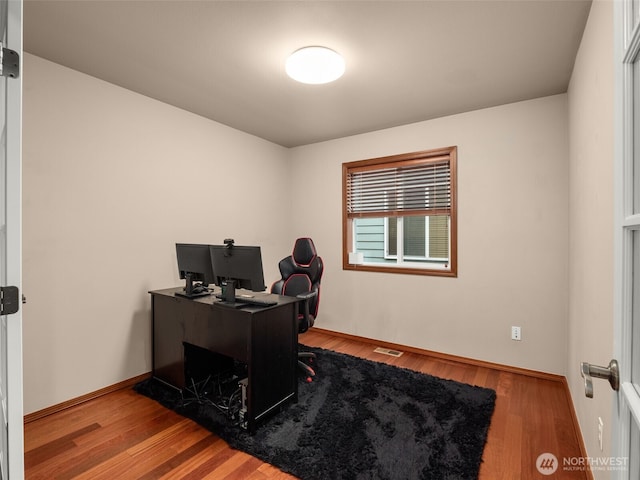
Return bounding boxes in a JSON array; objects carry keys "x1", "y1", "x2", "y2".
[{"x1": 135, "y1": 346, "x2": 496, "y2": 480}]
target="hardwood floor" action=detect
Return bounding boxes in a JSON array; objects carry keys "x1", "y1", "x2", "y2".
[{"x1": 24, "y1": 329, "x2": 590, "y2": 479}]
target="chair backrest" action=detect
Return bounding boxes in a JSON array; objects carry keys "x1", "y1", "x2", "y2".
[{"x1": 272, "y1": 238, "x2": 323, "y2": 321}]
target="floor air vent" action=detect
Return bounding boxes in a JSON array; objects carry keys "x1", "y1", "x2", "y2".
[{"x1": 373, "y1": 347, "x2": 403, "y2": 357}]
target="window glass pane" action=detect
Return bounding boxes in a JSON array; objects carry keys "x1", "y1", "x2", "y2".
[
  {"x1": 353, "y1": 216, "x2": 449, "y2": 265},
  {"x1": 354, "y1": 217, "x2": 388, "y2": 264},
  {"x1": 388, "y1": 217, "x2": 397, "y2": 256},
  {"x1": 633, "y1": 230, "x2": 640, "y2": 394},
  {"x1": 429, "y1": 215, "x2": 449, "y2": 258},
  {"x1": 631, "y1": 417, "x2": 640, "y2": 477},
  {"x1": 633, "y1": 60, "x2": 640, "y2": 213},
  {"x1": 633, "y1": 0, "x2": 640, "y2": 35},
  {"x1": 404, "y1": 216, "x2": 425, "y2": 257}
]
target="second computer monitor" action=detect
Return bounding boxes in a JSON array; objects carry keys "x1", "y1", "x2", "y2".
[
  {"x1": 209, "y1": 244, "x2": 266, "y2": 293},
  {"x1": 176, "y1": 243, "x2": 216, "y2": 297}
]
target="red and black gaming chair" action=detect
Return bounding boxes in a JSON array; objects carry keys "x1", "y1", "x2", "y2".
[{"x1": 271, "y1": 238, "x2": 323, "y2": 381}]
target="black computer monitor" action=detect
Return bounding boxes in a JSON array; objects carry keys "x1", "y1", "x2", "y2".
[
  {"x1": 175, "y1": 243, "x2": 216, "y2": 297},
  {"x1": 209, "y1": 242, "x2": 266, "y2": 302}
]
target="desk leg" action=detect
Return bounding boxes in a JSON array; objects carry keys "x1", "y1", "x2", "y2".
[
  {"x1": 152, "y1": 295, "x2": 187, "y2": 389},
  {"x1": 246, "y1": 303, "x2": 298, "y2": 431}
]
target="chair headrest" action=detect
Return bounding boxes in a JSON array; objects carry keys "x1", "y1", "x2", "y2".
[{"x1": 292, "y1": 238, "x2": 317, "y2": 267}]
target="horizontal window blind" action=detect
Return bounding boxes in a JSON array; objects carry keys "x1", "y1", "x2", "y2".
[{"x1": 346, "y1": 159, "x2": 451, "y2": 218}]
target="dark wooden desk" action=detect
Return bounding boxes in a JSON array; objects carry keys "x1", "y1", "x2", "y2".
[{"x1": 150, "y1": 287, "x2": 299, "y2": 431}]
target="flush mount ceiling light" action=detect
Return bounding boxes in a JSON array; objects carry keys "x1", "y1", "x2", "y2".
[{"x1": 286, "y1": 46, "x2": 345, "y2": 85}]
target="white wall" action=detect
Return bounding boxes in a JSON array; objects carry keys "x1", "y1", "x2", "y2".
[
  {"x1": 289, "y1": 94, "x2": 570, "y2": 374},
  {"x1": 567, "y1": 1, "x2": 614, "y2": 473},
  {"x1": 22, "y1": 54, "x2": 577, "y2": 414},
  {"x1": 22, "y1": 54, "x2": 292, "y2": 414}
]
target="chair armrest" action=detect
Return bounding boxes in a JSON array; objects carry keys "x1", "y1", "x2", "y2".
[
  {"x1": 296, "y1": 291, "x2": 318, "y2": 301},
  {"x1": 296, "y1": 290, "x2": 317, "y2": 332}
]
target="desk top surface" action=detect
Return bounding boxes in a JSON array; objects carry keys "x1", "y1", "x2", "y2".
[{"x1": 149, "y1": 286, "x2": 300, "y2": 309}]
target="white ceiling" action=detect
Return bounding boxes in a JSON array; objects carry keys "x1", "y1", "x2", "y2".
[{"x1": 24, "y1": 0, "x2": 592, "y2": 148}]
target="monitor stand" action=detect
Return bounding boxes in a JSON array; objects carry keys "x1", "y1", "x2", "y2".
[
  {"x1": 216, "y1": 280, "x2": 244, "y2": 308},
  {"x1": 222, "y1": 279, "x2": 237, "y2": 303},
  {"x1": 175, "y1": 274, "x2": 211, "y2": 299}
]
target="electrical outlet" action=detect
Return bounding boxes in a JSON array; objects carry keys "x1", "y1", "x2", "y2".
[
  {"x1": 511, "y1": 326, "x2": 521, "y2": 341},
  {"x1": 598, "y1": 417, "x2": 604, "y2": 451}
]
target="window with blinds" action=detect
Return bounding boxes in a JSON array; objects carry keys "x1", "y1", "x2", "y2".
[{"x1": 343, "y1": 147, "x2": 457, "y2": 277}]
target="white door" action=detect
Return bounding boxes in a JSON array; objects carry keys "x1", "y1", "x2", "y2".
[
  {"x1": 0, "y1": 0, "x2": 21, "y2": 478},
  {"x1": 614, "y1": 1, "x2": 640, "y2": 478}
]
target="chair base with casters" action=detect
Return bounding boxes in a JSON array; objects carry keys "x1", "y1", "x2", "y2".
[
  {"x1": 298, "y1": 352, "x2": 316, "y2": 381},
  {"x1": 295, "y1": 290, "x2": 318, "y2": 381},
  {"x1": 271, "y1": 238, "x2": 323, "y2": 382}
]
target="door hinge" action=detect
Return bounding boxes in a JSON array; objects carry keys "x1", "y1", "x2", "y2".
[
  {"x1": 0, "y1": 43, "x2": 19, "y2": 79},
  {"x1": 0, "y1": 286, "x2": 20, "y2": 315}
]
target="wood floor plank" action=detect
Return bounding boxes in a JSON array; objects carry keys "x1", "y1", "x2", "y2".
[
  {"x1": 24, "y1": 329, "x2": 590, "y2": 479},
  {"x1": 155, "y1": 438, "x2": 230, "y2": 480},
  {"x1": 27, "y1": 410, "x2": 179, "y2": 479},
  {"x1": 74, "y1": 419, "x2": 217, "y2": 480},
  {"x1": 136, "y1": 435, "x2": 222, "y2": 480},
  {"x1": 24, "y1": 423, "x2": 101, "y2": 469},
  {"x1": 23, "y1": 389, "x2": 145, "y2": 450},
  {"x1": 177, "y1": 445, "x2": 238, "y2": 480}
]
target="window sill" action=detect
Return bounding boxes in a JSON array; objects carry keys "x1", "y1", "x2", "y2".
[{"x1": 343, "y1": 261, "x2": 457, "y2": 278}]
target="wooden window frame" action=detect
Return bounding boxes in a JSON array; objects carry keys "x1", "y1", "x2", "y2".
[{"x1": 342, "y1": 146, "x2": 457, "y2": 277}]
